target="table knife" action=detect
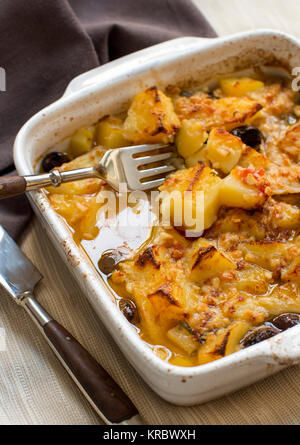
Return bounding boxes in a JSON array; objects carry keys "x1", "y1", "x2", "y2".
[{"x1": 0, "y1": 224, "x2": 141, "y2": 425}]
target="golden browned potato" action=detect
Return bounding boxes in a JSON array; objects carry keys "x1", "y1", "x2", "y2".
[
  {"x1": 241, "y1": 240, "x2": 290, "y2": 271},
  {"x1": 219, "y1": 166, "x2": 270, "y2": 209},
  {"x1": 184, "y1": 146, "x2": 209, "y2": 168},
  {"x1": 49, "y1": 194, "x2": 94, "y2": 226},
  {"x1": 175, "y1": 119, "x2": 208, "y2": 158},
  {"x1": 49, "y1": 193, "x2": 102, "y2": 240},
  {"x1": 167, "y1": 322, "x2": 199, "y2": 354},
  {"x1": 262, "y1": 198, "x2": 300, "y2": 230},
  {"x1": 197, "y1": 322, "x2": 250, "y2": 365},
  {"x1": 160, "y1": 163, "x2": 222, "y2": 231},
  {"x1": 78, "y1": 199, "x2": 101, "y2": 240},
  {"x1": 248, "y1": 83, "x2": 295, "y2": 115},
  {"x1": 206, "y1": 128, "x2": 244, "y2": 173},
  {"x1": 281, "y1": 257, "x2": 300, "y2": 282},
  {"x1": 96, "y1": 116, "x2": 129, "y2": 149},
  {"x1": 257, "y1": 284, "x2": 300, "y2": 316},
  {"x1": 123, "y1": 86, "x2": 180, "y2": 144},
  {"x1": 223, "y1": 266, "x2": 272, "y2": 295},
  {"x1": 238, "y1": 145, "x2": 269, "y2": 169},
  {"x1": 220, "y1": 77, "x2": 264, "y2": 97},
  {"x1": 69, "y1": 126, "x2": 96, "y2": 158},
  {"x1": 175, "y1": 95, "x2": 262, "y2": 130},
  {"x1": 188, "y1": 243, "x2": 235, "y2": 284}
]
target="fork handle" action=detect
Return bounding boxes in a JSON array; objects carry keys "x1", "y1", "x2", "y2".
[
  {"x1": 0, "y1": 176, "x2": 27, "y2": 199},
  {"x1": 0, "y1": 166, "x2": 101, "y2": 200}
]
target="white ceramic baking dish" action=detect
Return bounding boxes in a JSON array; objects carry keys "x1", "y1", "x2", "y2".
[{"x1": 14, "y1": 29, "x2": 300, "y2": 406}]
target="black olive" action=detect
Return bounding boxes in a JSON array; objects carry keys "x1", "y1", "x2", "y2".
[
  {"x1": 230, "y1": 125, "x2": 263, "y2": 149},
  {"x1": 241, "y1": 326, "x2": 279, "y2": 348},
  {"x1": 98, "y1": 249, "x2": 122, "y2": 275},
  {"x1": 271, "y1": 313, "x2": 300, "y2": 331},
  {"x1": 119, "y1": 299, "x2": 138, "y2": 323},
  {"x1": 180, "y1": 90, "x2": 193, "y2": 97},
  {"x1": 42, "y1": 151, "x2": 70, "y2": 172}
]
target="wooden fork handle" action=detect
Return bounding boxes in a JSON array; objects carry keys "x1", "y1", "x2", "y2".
[{"x1": 0, "y1": 176, "x2": 26, "y2": 199}]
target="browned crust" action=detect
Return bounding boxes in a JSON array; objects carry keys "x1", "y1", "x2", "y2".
[
  {"x1": 151, "y1": 113, "x2": 168, "y2": 136},
  {"x1": 224, "y1": 102, "x2": 262, "y2": 127},
  {"x1": 192, "y1": 246, "x2": 216, "y2": 270},
  {"x1": 213, "y1": 330, "x2": 231, "y2": 356},
  {"x1": 187, "y1": 162, "x2": 205, "y2": 191},
  {"x1": 175, "y1": 95, "x2": 263, "y2": 128},
  {"x1": 147, "y1": 86, "x2": 180, "y2": 136},
  {"x1": 148, "y1": 283, "x2": 180, "y2": 307},
  {"x1": 147, "y1": 86, "x2": 161, "y2": 103},
  {"x1": 136, "y1": 246, "x2": 160, "y2": 269}
]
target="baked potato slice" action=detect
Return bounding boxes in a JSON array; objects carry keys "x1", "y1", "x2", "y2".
[
  {"x1": 219, "y1": 166, "x2": 270, "y2": 209},
  {"x1": 123, "y1": 86, "x2": 180, "y2": 144},
  {"x1": 78, "y1": 199, "x2": 102, "y2": 240},
  {"x1": 248, "y1": 82, "x2": 295, "y2": 115},
  {"x1": 175, "y1": 95, "x2": 262, "y2": 130},
  {"x1": 220, "y1": 77, "x2": 264, "y2": 97},
  {"x1": 160, "y1": 163, "x2": 221, "y2": 232},
  {"x1": 69, "y1": 126, "x2": 96, "y2": 158},
  {"x1": 223, "y1": 266, "x2": 272, "y2": 295},
  {"x1": 187, "y1": 239, "x2": 235, "y2": 284},
  {"x1": 97, "y1": 116, "x2": 129, "y2": 149},
  {"x1": 167, "y1": 322, "x2": 199, "y2": 354},
  {"x1": 49, "y1": 194, "x2": 94, "y2": 226},
  {"x1": 241, "y1": 240, "x2": 290, "y2": 271},
  {"x1": 206, "y1": 128, "x2": 244, "y2": 173},
  {"x1": 206, "y1": 207, "x2": 266, "y2": 241},
  {"x1": 175, "y1": 119, "x2": 208, "y2": 158},
  {"x1": 184, "y1": 146, "x2": 210, "y2": 168},
  {"x1": 257, "y1": 284, "x2": 300, "y2": 317},
  {"x1": 148, "y1": 282, "x2": 185, "y2": 321},
  {"x1": 197, "y1": 321, "x2": 250, "y2": 365},
  {"x1": 262, "y1": 198, "x2": 300, "y2": 230},
  {"x1": 238, "y1": 146, "x2": 269, "y2": 170}
]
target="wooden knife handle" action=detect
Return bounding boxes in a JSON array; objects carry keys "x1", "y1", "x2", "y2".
[
  {"x1": 44, "y1": 320, "x2": 138, "y2": 424},
  {"x1": 0, "y1": 176, "x2": 26, "y2": 199}
]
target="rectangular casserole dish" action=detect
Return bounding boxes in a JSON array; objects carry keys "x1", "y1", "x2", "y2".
[{"x1": 14, "y1": 29, "x2": 300, "y2": 406}]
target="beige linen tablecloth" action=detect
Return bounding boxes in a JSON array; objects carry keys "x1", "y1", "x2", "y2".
[{"x1": 1, "y1": 0, "x2": 300, "y2": 425}]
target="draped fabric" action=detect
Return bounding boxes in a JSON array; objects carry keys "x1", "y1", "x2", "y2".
[{"x1": 0, "y1": 0, "x2": 216, "y2": 239}]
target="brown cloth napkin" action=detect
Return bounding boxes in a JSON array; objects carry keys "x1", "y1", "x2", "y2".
[{"x1": 0, "y1": 0, "x2": 216, "y2": 240}]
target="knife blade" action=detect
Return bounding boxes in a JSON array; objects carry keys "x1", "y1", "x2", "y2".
[
  {"x1": 0, "y1": 225, "x2": 42, "y2": 298},
  {"x1": 0, "y1": 225, "x2": 141, "y2": 425}
]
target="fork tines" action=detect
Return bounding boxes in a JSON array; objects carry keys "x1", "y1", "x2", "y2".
[{"x1": 129, "y1": 144, "x2": 176, "y2": 190}]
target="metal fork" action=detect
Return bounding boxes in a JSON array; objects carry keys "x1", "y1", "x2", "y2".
[{"x1": 0, "y1": 144, "x2": 176, "y2": 199}]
